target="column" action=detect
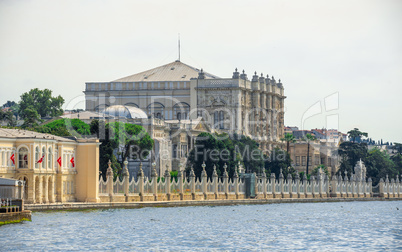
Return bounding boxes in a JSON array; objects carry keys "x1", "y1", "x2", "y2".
[{"x1": 223, "y1": 164, "x2": 229, "y2": 199}]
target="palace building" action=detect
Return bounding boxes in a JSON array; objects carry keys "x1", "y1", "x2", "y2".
[{"x1": 0, "y1": 128, "x2": 100, "y2": 203}]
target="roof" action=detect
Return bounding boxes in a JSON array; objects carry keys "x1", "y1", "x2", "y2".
[
  {"x1": 103, "y1": 105, "x2": 148, "y2": 119},
  {"x1": 0, "y1": 128, "x2": 75, "y2": 142},
  {"x1": 113, "y1": 61, "x2": 219, "y2": 82}
]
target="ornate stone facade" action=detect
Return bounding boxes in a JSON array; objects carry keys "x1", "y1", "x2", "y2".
[{"x1": 84, "y1": 61, "x2": 286, "y2": 153}]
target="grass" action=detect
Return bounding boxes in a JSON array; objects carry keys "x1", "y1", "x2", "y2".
[{"x1": 0, "y1": 218, "x2": 31, "y2": 226}]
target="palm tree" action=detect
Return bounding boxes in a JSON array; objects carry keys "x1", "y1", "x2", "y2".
[
  {"x1": 347, "y1": 128, "x2": 368, "y2": 143},
  {"x1": 281, "y1": 133, "x2": 296, "y2": 153},
  {"x1": 304, "y1": 133, "x2": 316, "y2": 175}
]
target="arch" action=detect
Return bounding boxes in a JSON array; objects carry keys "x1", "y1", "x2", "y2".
[
  {"x1": 147, "y1": 102, "x2": 165, "y2": 119},
  {"x1": 173, "y1": 102, "x2": 190, "y2": 120},
  {"x1": 18, "y1": 147, "x2": 29, "y2": 169},
  {"x1": 124, "y1": 102, "x2": 139, "y2": 108},
  {"x1": 42, "y1": 146, "x2": 46, "y2": 169},
  {"x1": 48, "y1": 147, "x2": 52, "y2": 169}
]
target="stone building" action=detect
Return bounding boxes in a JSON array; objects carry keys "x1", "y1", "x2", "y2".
[
  {"x1": 84, "y1": 60, "x2": 286, "y2": 155},
  {"x1": 0, "y1": 128, "x2": 100, "y2": 204}
]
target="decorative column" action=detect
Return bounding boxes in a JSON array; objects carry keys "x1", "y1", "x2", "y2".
[
  {"x1": 344, "y1": 171, "x2": 349, "y2": 197},
  {"x1": 385, "y1": 174, "x2": 390, "y2": 197},
  {"x1": 106, "y1": 160, "x2": 114, "y2": 198},
  {"x1": 151, "y1": 161, "x2": 158, "y2": 201},
  {"x1": 303, "y1": 173, "x2": 308, "y2": 198},
  {"x1": 43, "y1": 177, "x2": 49, "y2": 204},
  {"x1": 271, "y1": 173, "x2": 276, "y2": 197},
  {"x1": 396, "y1": 175, "x2": 400, "y2": 198},
  {"x1": 391, "y1": 178, "x2": 395, "y2": 198},
  {"x1": 317, "y1": 173, "x2": 323, "y2": 198},
  {"x1": 325, "y1": 175, "x2": 330, "y2": 197},
  {"x1": 379, "y1": 178, "x2": 385, "y2": 197},
  {"x1": 279, "y1": 169, "x2": 284, "y2": 198},
  {"x1": 178, "y1": 164, "x2": 184, "y2": 200},
  {"x1": 123, "y1": 158, "x2": 130, "y2": 202},
  {"x1": 350, "y1": 175, "x2": 355, "y2": 197},
  {"x1": 138, "y1": 162, "x2": 144, "y2": 201},
  {"x1": 190, "y1": 165, "x2": 196, "y2": 200},
  {"x1": 287, "y1": 173, "x2": 292, "y2": 198},
  {"x1": 201, "y1": 162, "x2": 207, "y2": 199},
  {"x1": 223, "y1": 163, "x2": 229, "y2": 199},
  {"x1": 356, "y1": 175, "x2": 361, "y2": 197},
  {"x1": 295, "y1": 173, "x2": 300, "y2": 198},
  {"x1": 212, "y1": 165, "x2": 218, "y2": 199},
  {"x1": 165, "y1": 169, "x2": 171, "y2": 201},
  {"x1": 234, "y1": 168, "x2": 239, "y2": 199},
  {"x1": 262, "y1": 169, "x2": 267, "y2": 199},
  {"x1": 311, "y1": 176, "x2": 316, "y2": 198},
  {"x1": 331, "y1": 174, "x2": 338, "y2": 197},
  {"x1": 368, "y1": 177, "x2": 372, "y2": 197}
]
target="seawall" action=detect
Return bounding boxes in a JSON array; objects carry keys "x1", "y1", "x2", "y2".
[{"x1": 25, "y1": 197, "x2": 401, "y2": 212}]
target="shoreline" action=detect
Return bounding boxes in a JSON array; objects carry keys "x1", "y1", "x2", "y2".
[{"x1": 25, "y1": 197, "x2": 402, "y2": 212}]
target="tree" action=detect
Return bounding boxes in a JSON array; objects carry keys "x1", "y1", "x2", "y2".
[
  {"x1": 187, "y1": 133, "x2": 242, "y2": 179},
  {"x1": 0, "y1": 110, "x2": 16, "y2": 126},
  {"x1": 265, "y1": 147, "x2": 296, "y2": 178},
  {"x1": 347, "y1": 128, "x2": 368, "y2": 143},
  {"x1": 281, "y1": 133, "x2": 296, "y2": 153},
  {"x1": 365, "y1": 148, "x2": 397, "y2": 185},
  {"x1": 21, "y1": 108, "x2": 40, "y2": 128},
  {"x1": 304, "y1": 133, "x2": 316, "y2": 175},
  {"x1": 90, "y1": 120, "x2": 154, "y2": 179},
  {"x1": 35, "y1": 118, "x2": 91, "y2": 137},
  {"x1": 337, "y1": 141, "x2": 368, "y2": 177},
  {"x1": 311, "y1": 165, "x2": 329, "y2": 177},
  {"x1": 19, "y1": 88, "x2": 64, "y2": 119},
  {"x1": 392, "y1": 143, "x2": 402, "y2": 155}
]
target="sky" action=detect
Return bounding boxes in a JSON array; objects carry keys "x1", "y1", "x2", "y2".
[{"x1": 0, "y1": 0, "x2": 401, "y2": 143}]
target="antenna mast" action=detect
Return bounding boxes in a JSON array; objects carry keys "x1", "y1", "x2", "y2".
[{"x1": 178, "y1": 33, "x2": 180, "y2": 62}]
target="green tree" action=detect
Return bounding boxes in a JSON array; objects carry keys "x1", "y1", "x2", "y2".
[
  {"x1": 90, "y1": 120, "x2": 154, "y2": 179},
  {"x1": 337, "y1": 141, "x2": 368, "y2": 177},
  {"x1": 21, "y1": 108, "x2": 40, "y2": 128},
  {"x1": 281, "y1": 133, "x2": 296, "y2": 153},
  {"x1": 365, "y1": 148, "x2": 397, "y2": 185},
  {"x1": 311, "y1": 164, "x2": 329, "y2": 177},
  {"x1": 187, "y1": 132, "x2": 242, "y2": 179},
  {"x1": 35, "y1": 118, "x2": 91, "y2": 137},
  {"x1": 265, "y1": 147, "x2": 296, "y2": 178},
  {"x1": 0, "y1": 110, "x2": 16, "y2": 127},
  {"x1": 303, "y1": 133, "x2": 316, "y2": 175},
  {"x1": 347, "y1": 128, "x2": 368, "y2": 143},
  {"x1": 19, "y1": 88, "x2": 64, "y2": 119},
  {"x1": 392, "y1": 143, "x2": 402, "y2": 155}
]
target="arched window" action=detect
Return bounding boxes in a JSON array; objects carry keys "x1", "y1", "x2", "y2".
[
  {"x1": 147, "y1": 102, "x2": 165, "y2": 119},
  {"x1": 42, "y1": 147, "x2": 46, "y2": 169},
  {"x1": 48, "y1": 147, "x2": 52, "y2": 169},
  {"x1": 35, "y1": 146, "x2": 39, "y2": 169},
  {"x1": 214, "y1": 111, "x2": 219, "y2": 129},
  {"x1": 18, "y1": 147, "x2": 28, "y2": 169},
  {"x1": 173, "y1": 103, "x2": 190, "y2": 120}
]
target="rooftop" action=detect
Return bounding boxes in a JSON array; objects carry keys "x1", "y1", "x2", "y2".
[
  {"x1": 0, "y1": 128, "x2": 75, "y2": 142},
  {"x1": 113, "y1": 61, "x2": 219, "y2": 82}
]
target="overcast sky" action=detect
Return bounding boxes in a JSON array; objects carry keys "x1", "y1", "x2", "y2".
[{"x1": 1, "y1": 0, "x2": 401, "y2": 143}]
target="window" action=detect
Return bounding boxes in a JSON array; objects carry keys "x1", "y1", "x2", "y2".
[
  {"x1": 177, "y1": 112, "x2": 181, "y2": 120},
  {"x1": 219, "y1": 111, "x2": 224, "y2": 129},
  {"x1": 18, "y1": 147, "x2": 28, "y2": 169},
  {"x1": 302, "y1": 156, "x2": 306, "y2": 166},
  {"x1": 181, "y1": 145, "x2": 188, "y2": 157},
  {"x1": 296, "y1": 156, "x2": 300, "y2": 166},
  {"x1": 172, "y1": 144, "x2": 177, "y2": 159},
  {"x1": 328, "y1": 158, "x2": 332, "y2": 166},
  {"x1": 35, "y1": 146, "x2": 39, "y2": 169},
  {"x1": 183, "y1": 82, "x2": 187, "y2": 88},
  {"x1": 42, "y1": 147, "x2": 46, "y2": 169},
  {"x1": 214, "y1": 111, "x2": 219, "y2": 128},
  {"x1": 1, "y1": 151, "x2": 5, "y2": 167},
  {"x1": 48, "y1": 147, "x2": 52, "y2": 169}
]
